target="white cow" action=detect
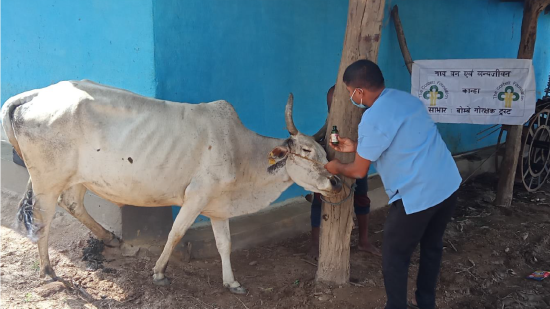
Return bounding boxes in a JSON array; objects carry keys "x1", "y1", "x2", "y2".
[{"x1": 1, "y1": 80, "x2": 340, "y2": 294}]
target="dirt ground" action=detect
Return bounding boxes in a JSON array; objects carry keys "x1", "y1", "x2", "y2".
[{"x1": 1, "y1": 173, "x2": 549, "y2": 309}]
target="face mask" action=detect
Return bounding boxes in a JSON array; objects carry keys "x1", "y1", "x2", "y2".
[{"x1": 350, "y1": 88, "x2": 367, "y2": 109}]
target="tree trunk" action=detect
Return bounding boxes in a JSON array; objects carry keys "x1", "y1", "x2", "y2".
[
  {"x1": 316, "y1": 0, "x2": 386, "y2": 284},
  {"x1": 495, "y1": 0, "x2": 550, "y2": 207}
]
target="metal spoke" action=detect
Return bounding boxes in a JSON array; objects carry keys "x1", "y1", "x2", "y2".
[
  {"x1": 542, "y1": 169, "x2": 549, "y2": 181},
  {"x1": 522, "y1": 109, "x2": 550, "y2": 191}
]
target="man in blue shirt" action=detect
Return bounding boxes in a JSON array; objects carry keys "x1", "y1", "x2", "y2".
[{"x1": 324, "y1": 60, "x2": 461, "y2": 309}]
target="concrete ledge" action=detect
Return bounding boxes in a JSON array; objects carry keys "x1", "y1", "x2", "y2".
[
  {"x1": 1, "y1": 138, "x2": 498, "y2": 259},
  {"x1": 454, "y1": 146, "x2": 499, "y2": 181},
  {"x1": 182, "y1": 197, "x2": 313, "y2": 259}
]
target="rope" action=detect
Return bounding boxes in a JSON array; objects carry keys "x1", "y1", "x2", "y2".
[
  {"x1": 320, "y1": 182, "x2": 357, "y2": 206},
  {"x1": 286, "y1": 152, "x2": 326, "y2": 167}
]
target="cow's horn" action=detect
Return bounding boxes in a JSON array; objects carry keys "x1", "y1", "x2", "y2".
[
  {"x1": 312, "y1": 119, "x2": 328, "y2": 142},
  {"x1": 285, "y1": 93, "x2": 299, "y2": 135}
]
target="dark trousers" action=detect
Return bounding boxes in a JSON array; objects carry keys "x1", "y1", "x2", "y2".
[{"x1": 383, "y1": 192, "x2": 457, "y2": 309}]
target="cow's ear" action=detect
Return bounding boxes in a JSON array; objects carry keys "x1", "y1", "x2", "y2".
[
  {"x1": 270, "y1": 146, "x2": 288, "y2": 159},
  {"x1": 267, "y1": 146, "x2": 289, "y2": 174}
]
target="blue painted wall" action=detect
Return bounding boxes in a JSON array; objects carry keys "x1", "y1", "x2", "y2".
[
  {"x1": 153, "y1": 0, "x2": 550, "y2": 157},
  {"x1": 1, "y1": 0, "x2": 156, "y2": 103},
  {"x1": 152, "y1": 0, "x2": 550, "y2": 218},
  {"x1": 2, "y1": 0, "x2": 549, "y2": 220},
  {"x1": 533, "y1": 7, "x2": 550, "y2": 97},
  {"x1": 153, "y1": 0, "x2": 348, "y2": 208},
  {"x1": 378, "y1": 0, "x2": 550, "y2": 154}
]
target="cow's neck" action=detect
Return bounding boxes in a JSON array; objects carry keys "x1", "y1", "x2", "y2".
[
  {"x1": 250, "y1": 134, "x2": 293, "y2": 190},
  {"x1": 232, "y1": 134, "x2": 295, "y2": 214}
]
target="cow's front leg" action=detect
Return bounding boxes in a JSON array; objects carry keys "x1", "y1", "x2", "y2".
[
  {"x1": 152, "y1": 193, "x2": 204, "y2": 286},
  {"x1": 211, "y1": 219, "x2": 247, "y2": 295}
]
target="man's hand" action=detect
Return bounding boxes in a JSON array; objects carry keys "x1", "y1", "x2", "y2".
[
  {"x1": 328, "y1": 136, "x2": 357, "y2": 153},
  {"x1": 324, "y1": 159, "x2": 341, "y2": 175}
]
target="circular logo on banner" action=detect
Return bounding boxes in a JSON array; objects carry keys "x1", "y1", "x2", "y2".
[
  {"x1": 493, "y1": 81, "x2": 525, "y2": 109},
  {"x1": 418, "y1": 81, "x2": 450, "y2": 114},
  {"x1": 418, "y1": 81, "x2": 449, "y2": 106}
]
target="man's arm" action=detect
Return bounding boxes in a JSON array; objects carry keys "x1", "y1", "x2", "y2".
[{"x1": 324, "y1": 152, "x2": 371, "y2": 179}]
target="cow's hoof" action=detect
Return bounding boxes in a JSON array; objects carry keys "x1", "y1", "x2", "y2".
[
  {"x1": 104, "y1": 233, "x2": 122, "y2": 248},
  {"x1": 229, "y1": 286, "x2": 248, "y2": 295},
  {"x1": 153, "y1": 277, "x2": 171, "y2": 286},
  {"x1": 40, "y1": 265, "x2": 57, "y2": 280}
]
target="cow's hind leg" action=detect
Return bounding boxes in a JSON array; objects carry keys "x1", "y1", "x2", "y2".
[
  {"x1": 16, "y1": 177, "x2": 66, "y2": 280},
  {"x1": 32, "y1": 193, "x2": 63, "y2": 279},
  {"x1": 211, "y1": 219, "x2": 247, "y2": 294},
  {"x1": 58, "y1": 184, "x2": 120, "y2": 247},
  {"x1": 152, "y1": 192, "x2": 205, "y2": 286}
]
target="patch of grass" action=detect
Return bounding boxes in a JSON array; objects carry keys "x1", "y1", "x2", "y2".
[
  {"x1": 31, "y1": 260, "x2": 40, "y2": 272},
  {"x1": 24, "y1": 292, "x2": 32, "y2": 302}
]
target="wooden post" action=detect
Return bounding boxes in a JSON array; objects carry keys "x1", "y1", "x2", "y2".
[
  {"x1": 495, "y1": 0, "x2": 550, "y2": 207},
  {"x1": 316, "y1": 0, "x2": 386, "y2": 284},
  {"x1": 391, "y1": 5, "x2": 413, "y2": 74}
]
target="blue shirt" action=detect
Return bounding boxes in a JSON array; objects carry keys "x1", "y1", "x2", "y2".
[{"x1": 357, "y1": 88, "x2": 461, "y2": 214}]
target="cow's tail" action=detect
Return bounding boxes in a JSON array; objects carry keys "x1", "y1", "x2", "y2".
[
  {"x1": 1, "y1": 89, "x2": 39, "y2": 158},
  {"x1": 2, "y1": 91, "x2": 41, "y2": 242},
  {"x1": 15, "y1": 179, "x2": 41, "y2": 242}
]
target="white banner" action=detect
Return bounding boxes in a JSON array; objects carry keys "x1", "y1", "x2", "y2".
[{"x1": 411, "y1": 59, "x2": 536, "y2": 125}]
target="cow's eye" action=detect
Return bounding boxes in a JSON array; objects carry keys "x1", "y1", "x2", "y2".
[{"x1": 302, "y1": 148, "x2": 311, "y2": 153}]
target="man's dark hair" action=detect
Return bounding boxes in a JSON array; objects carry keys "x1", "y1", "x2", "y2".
[
  {"x1": 343, "y1": 59, "x2": 385, "y2": 90},
  {"x1": 326, "y1": 85, "x2": 336, "y2": 110},
  {"x1": 327, "y1": 85, "x2": 335, "y2": 95}
]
